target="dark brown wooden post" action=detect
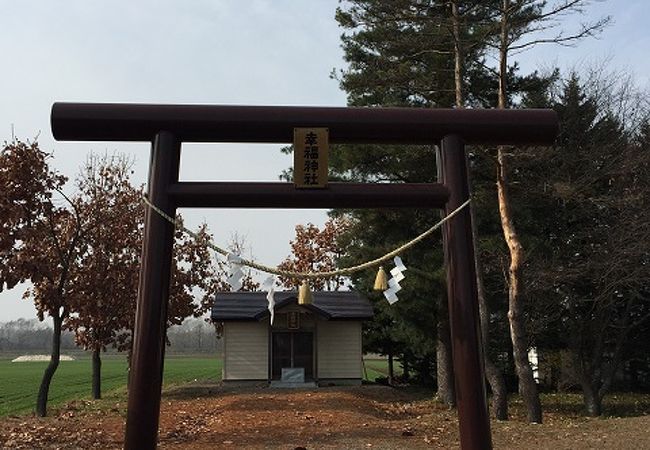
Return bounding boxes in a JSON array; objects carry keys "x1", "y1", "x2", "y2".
[
  {"x1": 439, "y1": 134, "x2": 492, "y2": 450},
  {"x1": 124, "y1": 131, "x2": 180, "y2": 450}
]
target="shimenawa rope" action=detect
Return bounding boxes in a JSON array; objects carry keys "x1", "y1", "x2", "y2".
[{"x1": 142, "y1": 195, "x2": 471, "y2": 280}]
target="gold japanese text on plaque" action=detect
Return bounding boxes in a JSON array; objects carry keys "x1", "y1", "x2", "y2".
[{"x1": 294, "y1": 128, "x2": 329, "y2": 189}]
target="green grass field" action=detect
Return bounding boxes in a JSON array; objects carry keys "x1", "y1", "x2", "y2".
[
  {"x1": 0, "y1": 355, "x2": 222, "y2": 417},
  {"x1": 0, "y1": 355, "x2": 392, "y2": 417},
  {"x1": 363, "y1": 358, "x2": 402, "y2": 382}
]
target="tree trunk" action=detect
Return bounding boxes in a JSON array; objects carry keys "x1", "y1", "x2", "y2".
[
  {"x1": 499, "y1": 171, "x2": 543, "y2": 423},
  {"x1": 436, "y1": 294, "x2": 456, "y2": 407},
  {"x1": 36, "y1": 314, "x2": 62, "y2": 417},
  {"x1": 387, "y1": 351, "x2": 394, "y2": 385},
  {"x1": 402, "y1": 359, "x2": 410, "y2": 380},
  {"x1": 572, "y1": 342, "x2": 605, "y2": 417},
  {"x1": 484, "y1": 356, "x2": 509, "y2": 420},
  {"x1": 581, "y1": 384, "x2": 602, "y2": 417},
  {"x1": 451, "y1": 0, "x2": 463, "y2": 108},
  {"x1": 497, "y1": 151, "x2": 542, "y2": 423},
  {"x1": 497, "y1": 0, "x2": 542, "y2": 424},
  {"x1": 92, "y1": 348, "x2": 102, "y2": 400},
  {"x1": 473, "y1": 206, "x2": 509, "y2": 420}
]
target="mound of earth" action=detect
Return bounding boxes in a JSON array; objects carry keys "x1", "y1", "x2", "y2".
[{"x1": 11, "y1": 355, "x2": 75, "y2": 362}]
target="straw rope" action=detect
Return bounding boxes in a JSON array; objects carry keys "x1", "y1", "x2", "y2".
[{"x1": 142, "y1": 195, "x2": 470, "y2": 280}]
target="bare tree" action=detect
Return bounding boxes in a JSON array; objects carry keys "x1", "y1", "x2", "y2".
[
  {"x1": 531, "y1": 70, "x2": 650, "y2": 416},
  {"x1": 491, "y1": 0, "x2": 609, "y2": 423}
]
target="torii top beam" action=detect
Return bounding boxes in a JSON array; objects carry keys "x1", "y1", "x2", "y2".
[{"x1": 51, "y1": 103, "x2": 558, "y2": 145}]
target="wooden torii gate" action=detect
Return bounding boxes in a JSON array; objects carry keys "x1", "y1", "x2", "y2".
[{"x1": 51, "y1": 103, "x2": 558, "y2": 450}]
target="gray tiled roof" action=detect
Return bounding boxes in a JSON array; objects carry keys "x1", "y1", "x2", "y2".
[{"x1": 211, "y1": 290, "x2": 374, "y2": 321}]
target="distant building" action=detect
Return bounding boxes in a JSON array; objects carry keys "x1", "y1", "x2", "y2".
[{"x1": 211, "y1": 291, "x2": 374, "y2": 386}]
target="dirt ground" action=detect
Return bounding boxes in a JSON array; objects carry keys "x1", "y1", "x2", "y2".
[{"x1": 1, "y1": 384, "x2": 649, "y2": 449}]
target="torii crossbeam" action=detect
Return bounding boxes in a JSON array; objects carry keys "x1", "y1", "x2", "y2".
[{"x1": 51, "y1": 103, "x2": 558, "y2": 450}]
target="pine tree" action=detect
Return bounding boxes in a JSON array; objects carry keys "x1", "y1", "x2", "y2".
[{"x1": 332, "y1": 0, "x2": 536, "y2": 408}]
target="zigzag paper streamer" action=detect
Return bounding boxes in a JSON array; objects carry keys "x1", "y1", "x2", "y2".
[
  {"x1": 384, "y1": 256, "x2": 407, "y2": 304},
  {"x1": 227, "y1": 253, "x2": 244, "y2": 291},
  {"x1": 262, "y1": 276, "x2": 276, "y2": 325}
]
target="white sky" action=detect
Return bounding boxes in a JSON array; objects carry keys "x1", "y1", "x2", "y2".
[{"x1": 1, "y1": 0, "x2": 647, "y2": 321}]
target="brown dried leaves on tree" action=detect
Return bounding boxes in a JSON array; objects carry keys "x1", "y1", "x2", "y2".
[
  {"x1": 0, "y1": 140, "x2": 67, "y2": 294},
  {"x1": 66, "y1": 155, "x2": 143, "y2": 355},
  {"x1": 1, "y1": 140, "x2": 82, "y2": 416},
  {"x1": 68, "y1": 155, "x2": 224, "y2": 357},
  {"x1": 1, "y1": 144, "x2": 225, "y2": 409},
  {"x1": 278, "y1": 217, "x2": 351, "y2": 291}
]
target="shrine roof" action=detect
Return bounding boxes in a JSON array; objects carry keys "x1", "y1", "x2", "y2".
[{"x1": 211, "y1": 290, "x2": 374, "y2": 321}]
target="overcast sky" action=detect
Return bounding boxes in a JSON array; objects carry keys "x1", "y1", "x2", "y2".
[{"x1": 1, "y1": 0, "x2": 647, "y2": 321}]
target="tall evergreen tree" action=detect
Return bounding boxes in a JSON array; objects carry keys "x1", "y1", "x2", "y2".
[
  {"x1": 332, "y1": 0, "x2": 547, "y2": 405},
  {"x1": 332, "y1": 0, "x2": 502, "y2": 403}
]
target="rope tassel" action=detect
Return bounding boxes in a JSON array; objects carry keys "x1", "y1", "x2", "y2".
[
  {"x1": 298, "y1": 280, "x2": 313, "y2": 305},
  {"x1": 373, "y1": 266, "x2": 388, "y2": 291}
]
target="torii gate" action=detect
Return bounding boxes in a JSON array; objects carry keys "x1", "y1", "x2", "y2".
[{"x1": 51, "y1": 103, "x2": 558, "y2": 450}]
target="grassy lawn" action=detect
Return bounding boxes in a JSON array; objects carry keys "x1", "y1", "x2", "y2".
[
  {"x1": 363, "y1": 357, "x2": 403, "y2": 382},
  {"x1": 1, "y1": 355, "x2": 390, "y2": 417},
  {"x1": 0, "y1": 355, "x2": 222, "y2": 417}
]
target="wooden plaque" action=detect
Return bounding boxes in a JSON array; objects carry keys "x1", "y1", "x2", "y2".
[{"x1": 294, "y1": 128, "x2": 329, "y2": 189}]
